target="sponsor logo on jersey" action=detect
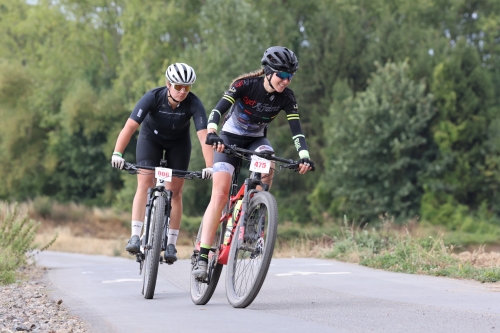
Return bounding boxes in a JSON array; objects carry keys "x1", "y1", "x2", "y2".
[
  {"x1": 138, "y1": 109, "x2": 143, "y2": 117},
  {"x1": 234, "y1": 81, "x2": 244, "y2": 88},
  {"x1": 237, "y1": 112, "x2": 251, "y2": 124},
  {"x1": 294, "y1": 138, "x2": 301, "y2": 150},
  {"x1": 255, "y1": 104, "x2": 281, "y2": 113},
  {"x1": 243, "y1": 96, "x2": 257, "y2": 107}
]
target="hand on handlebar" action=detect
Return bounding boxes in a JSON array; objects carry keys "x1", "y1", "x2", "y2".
[
  {"x1": 298, "y1": 158, "x2": 315, "y2": 174},
  {"x1": 206, "y1": 132, "x2": 225, "y2": 153},
  {"x1": 111, "y1": 154, "x2": 125, "y2": 169},
  {"x1": 202, "y1": 167, "x2": 213, "y2": 180}
]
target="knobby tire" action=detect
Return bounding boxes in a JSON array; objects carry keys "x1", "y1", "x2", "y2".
[
  {"x1": 143, "y1": 194, "x2": 165, "y2": 299},
  {"x1": 225, "y1": 191, "x2": 278, "y2": 308},
  {"x1": 190, "y1": 218, "x2": 226, "y2": 305}
]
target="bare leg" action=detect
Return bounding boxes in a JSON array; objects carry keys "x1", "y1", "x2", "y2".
[
  {"x1": 200, "y1": 172, "x2": 232, "y2": 245},
  {"x1": 165, "y1": 177, "x2": 185, "y2": 230},
  {"x1": 132, "y1": 173, "x2": 155, "y2": 222},
  {"x1": 257, "y1": 161, "x2": 275, "y2": 191}
]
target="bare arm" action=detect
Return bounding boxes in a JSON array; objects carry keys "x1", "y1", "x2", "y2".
[
  {"x1": 197, "y1": 129, "x2": 214, "y2": 167},
  {"x1": 113, "y1": 118, "x2": 140, "y2": 154}
]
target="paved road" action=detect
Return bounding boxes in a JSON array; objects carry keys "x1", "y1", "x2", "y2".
[{"x1": 36, "y1": 251, "x2": 500, "y2": 333}]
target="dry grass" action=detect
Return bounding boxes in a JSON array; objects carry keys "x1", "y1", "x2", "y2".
[
  {"x1": 453, "y1": 247, "x2": 500, "y2": 268},
  {"x1": 35, "y1": 226, "x2": 194, "y2": 259},
  {"x1": 35, "y1": 227, "x2": 129, "y2": 258},
  {"x1": 24, "y1": 199, "x2": 500, "y2": 268},
  {"x1": 274, "y1": 237, "x2": 334, "y2": 258}
]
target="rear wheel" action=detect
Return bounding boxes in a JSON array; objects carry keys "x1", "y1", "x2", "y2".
[
  {"x1": 190, "y1": 216, "x2": 227, "y2": 305},
  {"x1": 225, "y1": 191, "x2": 278, "y2": 308},
  {"x1": 143, "y1": 194, "x2": 165, "y2": 299}
]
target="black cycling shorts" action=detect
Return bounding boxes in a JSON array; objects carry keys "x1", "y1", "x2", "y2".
[
  {"x1": 214, "y1": 131, "x2": 273, "y2": 169},
  {"x1": 136, "y1": 130, "x2": 191, "y2": 170}
]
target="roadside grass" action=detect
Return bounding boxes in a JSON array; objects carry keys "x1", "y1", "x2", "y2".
[
  {"x1": 14, "y1": 198, "x2": 500, "y2": 283},
  {"x1": 325, "y1": 216, "x2": 500, "y2": 283},
  {"x1": 0, "y1": 203, "x2": 57, "y2": 285}
]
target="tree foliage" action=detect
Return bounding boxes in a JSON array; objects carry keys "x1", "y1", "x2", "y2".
[
  {"x1": 0, "y1": 0, "x2": 499, "y2": 227},
  {"x1": 318, "y1": 61, "x2": 435, "y2": 222}
]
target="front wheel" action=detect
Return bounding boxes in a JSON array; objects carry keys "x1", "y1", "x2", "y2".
[
  {"x1": 225, "y1": 191, "x2": 278, "y2": 308},
  {"x1": 143, "y1": 194, "x2": 165, "y2": 299}
]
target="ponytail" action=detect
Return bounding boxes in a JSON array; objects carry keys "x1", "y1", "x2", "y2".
[{"x1": 230, "y1": 68, "x2": 265, "y2": 88}]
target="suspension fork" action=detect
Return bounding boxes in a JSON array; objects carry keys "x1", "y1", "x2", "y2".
[
  {"x1": 143, "y1": 187, "x2": 155, "y2": 248},
  {"x1": 240, "y1": 172, "x2": 265, "y2": 227},
  {"x1": 162, "y1": 190, "x2": 173, "y2": 252}
]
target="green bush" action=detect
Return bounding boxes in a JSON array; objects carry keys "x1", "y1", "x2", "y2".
[
  {"x1": 32, "y1": 196, "x2": 53, "y2": 219},
  {"x1": 0, "y1": 203, "x2": 57, "y2": 285},
  {"x1": 180, "y1": 215, "x2": 203, "y2": 239}
]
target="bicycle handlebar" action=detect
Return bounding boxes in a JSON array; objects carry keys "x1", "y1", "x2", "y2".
[
  {"x1": 222, "y1": 144, "x2": 315, "y2": 172},
  {"x1": 122, "y1": 162, "x2": 203, "y2": 180}
]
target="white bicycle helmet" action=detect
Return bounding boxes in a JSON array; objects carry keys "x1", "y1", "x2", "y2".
[{"x1": 165, "y1": 63, "x2": 196, "y2": 85}]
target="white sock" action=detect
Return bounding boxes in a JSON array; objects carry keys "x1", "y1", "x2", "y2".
[
  {"x1": 167, "y1": 229, "x2": 179, "y2": 246},
  {"x1": 131, "y1": 220, "x2": 143, "y2": 237}
]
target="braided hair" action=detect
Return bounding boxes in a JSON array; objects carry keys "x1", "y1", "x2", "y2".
[{"x1": 229, "y1": 68, "x2": 265, "y2": 88}]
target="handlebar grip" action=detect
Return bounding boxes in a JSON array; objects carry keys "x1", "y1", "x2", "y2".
[{"x1": 122, "y1": 162, "x2": 138, "y2": 174}]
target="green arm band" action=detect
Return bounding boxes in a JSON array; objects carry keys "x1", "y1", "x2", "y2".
[
  {"x1": 207, "y1": 123, "x2": 218, "y2": 131},
  {"x1": 113, "y1": 152, "x2": 123, "y2": 157},
  {"x1": 299, "y1": 150, "x2": 310, "y2": 159}
]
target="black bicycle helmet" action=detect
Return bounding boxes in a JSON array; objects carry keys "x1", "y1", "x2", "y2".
[{"x1": 261, "y1": 46, "x2": 299, "y2": 73}]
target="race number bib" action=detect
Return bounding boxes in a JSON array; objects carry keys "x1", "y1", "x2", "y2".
[
  {"x1": 249, "y1": 155, "x2": 271, "y2": 174},
  {"x1": 155, "y1": 167, "x2": 172, "y2": 182}
]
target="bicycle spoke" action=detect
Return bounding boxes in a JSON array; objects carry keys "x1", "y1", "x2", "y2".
[
  {"x1": 231, "y1": 203, "x2": 269, "y2": 298},
  {"x1": 190, "y1": 219, "x2": 225, "y2": 305},
  {"x1": 226, "y1": 191, "x2": 278, "y2": 308}
]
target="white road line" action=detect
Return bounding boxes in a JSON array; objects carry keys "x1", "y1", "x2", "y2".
[
  {"x1": 276, "y1": 271, "x2": 351, "y2": 277},
  {"x1": 102, "y1": 279, "x2": 142, "y2": 283},
  {"x1": 271, "y1": 263, "x2": 334, "y2": 266}
]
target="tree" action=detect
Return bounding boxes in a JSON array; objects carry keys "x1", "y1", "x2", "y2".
[
  {"x1": 421, "y1": 41, "x2": 496, "y2": 224},
  {"x1": 317, "y1": 61, "x2": 435, "y2": 223}
]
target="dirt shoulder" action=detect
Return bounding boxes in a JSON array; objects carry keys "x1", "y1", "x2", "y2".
[{"x1": 0, "y1": 265, "x2": 89, "y2": 333}]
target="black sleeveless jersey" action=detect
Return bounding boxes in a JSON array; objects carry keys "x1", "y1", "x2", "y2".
[
  {"x1": 129, "y1": 86, "x2": 207, "y2": 141},
  {"x1": 207, "y1": 77, "x2": 310, "y2": 158}
]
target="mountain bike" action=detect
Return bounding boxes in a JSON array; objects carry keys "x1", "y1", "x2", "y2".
[
  {"x1": 122, "y1": 160, "x2": 202, "y2": 299},
  {"x1": 190, "y1": 145, "x2": 314, "y2": 308}
]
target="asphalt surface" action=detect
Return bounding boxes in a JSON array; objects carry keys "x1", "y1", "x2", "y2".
[{"x1": 36, "y1": 251, "x2": 500, "y2": 333}]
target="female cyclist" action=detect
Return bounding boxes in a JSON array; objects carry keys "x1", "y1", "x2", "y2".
[
  {"x1": 111, "y1": 63, "x2": 213, "y2": 263},
  {"x1": 192, "y1": 46, "x2": 314, "y2": 278}
]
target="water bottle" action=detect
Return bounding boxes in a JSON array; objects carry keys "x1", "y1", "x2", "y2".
[
  {"x1": 224, "y1": 216, "x2": 233, "y2": 245},
  {"x1": 224, "y1": 199, "x2": 243, "y2": 244}
]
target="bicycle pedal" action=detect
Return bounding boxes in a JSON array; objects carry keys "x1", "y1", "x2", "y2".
[{"x1": 195, "y1": 276, "x2": 208, "y2": 283}]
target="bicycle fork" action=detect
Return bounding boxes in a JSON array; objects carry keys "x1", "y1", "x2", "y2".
[
  {"x1": 137, "y1": 187, "x2": 156, "y2": 273},
  {"x1": 160, "y1": 191, "x2": 172, "y2": 265}
]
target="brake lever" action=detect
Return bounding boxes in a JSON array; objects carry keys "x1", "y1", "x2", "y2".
[{"x1": 123, "y1": 162, "x2": 138, "y2": 175}]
